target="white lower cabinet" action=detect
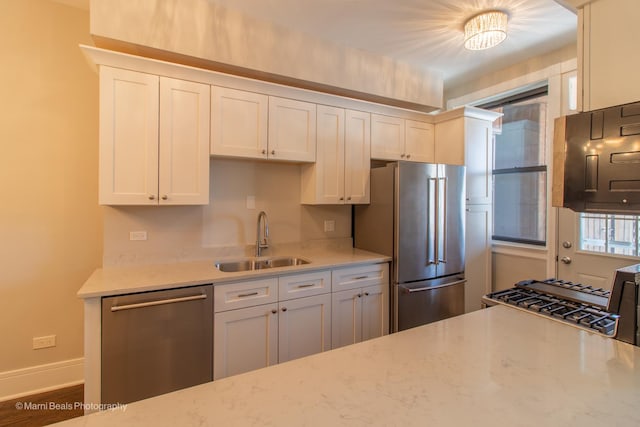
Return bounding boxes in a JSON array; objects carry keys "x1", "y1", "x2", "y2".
[
  {"x1": 213, "y1": 270, "x2": 332, "y2": 380},
  {"x1": 213, "y1": 264, "x2": 388, "y2": 380},
  {"x1": 213, "y1": 303, "x2": 278, "y2": 380},
  {"x1": 331, "y1": 284, "x2": 386, "y2": 349},
  {"x1": 278, "y1": 293, "x2": 331, "y2": 363}
]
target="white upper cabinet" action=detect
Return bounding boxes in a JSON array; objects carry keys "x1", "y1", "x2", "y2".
[
  {"x1": 301, "y1": 106, "x2": 370, "y2": 205},
  {"x1": 99, "y1": 67, "x2": 159, "y2": 205},
  {"x1": 211, "y1": 90, "x2": 316, "y2": 162},
  {"x1": 371, "y1": 114, "x2": 434, "y2": 162},
  {"x1": 579, "y1": 0, "x2": 640, "y2": 111},
  {"x1": 158, "y1": 77, "x2": 210, "y2": 205},
  {"x1": 210, "y1": 86, "x2": 268, "y2": 159},
  {"x1": 405, "y1": 119, "x2": 435, "y2": 163},
  {"x1": 464, "y1": 118, "x2": 493, "y2": 204},
  {"x1": 99, "y1": 67, "x2": 210, "y2": 205}
]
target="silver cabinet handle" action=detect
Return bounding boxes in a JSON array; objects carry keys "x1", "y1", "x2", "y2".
[
  {"x1": 297, "y1": 283, "x2": 316, "y2": 289},
  {"x1": 161, "y1": 195, "x2": 168, "y2": 200},
  {"x1": 111, "y1": 294, "x2": 207, "y2": 312},
  {"x1": 148, "y1": 195, "x2": 156, "y2": 200},
  {"x1": 238, "y1": 291, "x2": 259, "y2": 298}
]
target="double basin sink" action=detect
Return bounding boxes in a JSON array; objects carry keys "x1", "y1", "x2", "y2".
[{"x1": 214, "y1": 256, "x2": 310, "y2": 273}]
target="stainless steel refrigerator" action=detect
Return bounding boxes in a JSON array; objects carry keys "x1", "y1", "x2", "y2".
[{"x1": 354, "y1": 161, "x2": 466, "y2": 331}]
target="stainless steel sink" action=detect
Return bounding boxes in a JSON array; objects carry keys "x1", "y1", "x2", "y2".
[{"x1": 214, "y1": 256, "x2": 310, "y2": 272}]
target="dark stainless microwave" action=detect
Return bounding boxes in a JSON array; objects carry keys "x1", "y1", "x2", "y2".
[{"x1": 553, "y1": 101, "x2": 640, "y2": 214}]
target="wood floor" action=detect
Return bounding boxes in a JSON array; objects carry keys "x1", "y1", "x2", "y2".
[{"x1": 0, "y1": 384, "x2": 84, "y2": 427}]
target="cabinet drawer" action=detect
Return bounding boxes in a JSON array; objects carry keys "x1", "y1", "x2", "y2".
[
  {"x1": 278, "y1": 270, "x2": 331, "y2": 301},
  {"x1": 332, "y1": 263, "x2": 388, "y2": 292},
  {"x1": 214, "y1": 278, "x2": 278, "y2": 312}
]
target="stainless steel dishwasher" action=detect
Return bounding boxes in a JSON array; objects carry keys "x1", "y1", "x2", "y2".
[{"x1": 101, "y1": 284, "x2": 213, "y2": 404}]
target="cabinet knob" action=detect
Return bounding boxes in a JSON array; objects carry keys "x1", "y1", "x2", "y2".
[
  {"x1": 148, "y1": 195, "x2": 156, "y2": 200},
  {"x1": 364, "y1": 292, "x2": 370, "y2": 296},
  {"x1": 406, "y1": 154, "x2": 411, "y2": 159},
  {"x1": 400, "y1": 154, "x2": 406, "y2": 158},
  {"x1": 271, "y1": 309, "x2": 277, "y2": 314},
  {"x1": 281, "y1": 307, "x2": 287, "y2": 312},
  {"x1": 357, "y1": 293, "x2": 362, "y2": 298},
  {"x1": 271, "y1": 150, "x2": 276, "y2": 155},
  {"x1": 339, "y1": 197, "x2": 344, "y2": 201},
  {"x1": 262, "y1": 149, "x2": 267, "y2": 155},
  {"x1": 161, "y1": 195, "x2": 168, "y2": 200},
  {"x1": 347, "y1": 196, "x2": 352, "y2": 201}
]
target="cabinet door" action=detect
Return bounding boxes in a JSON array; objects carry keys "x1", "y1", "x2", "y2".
[
  {"x1": 99, "y1": 66, "x2": 159, "y2": 205},
  {"x1": 331, "y1": 288, "x2": 362, "y2": 349},
  {"x1": 344, "y1": 110, "x2": 371, "y2": 204},
  {"x1": 361, "y1": 284, "x2": 388, "y2": 341},
  {"x1": 268, "y1": 97, "x2": 316, "y2": 162},
  {"x1": 465, "y1": 118, "x2": 493, "y2": 205},
  {"x1": 210, "y1": 86, "x2": 268, "y2": 159},
  {"x1": 371, "y1": 114, "x2": 404, "y2": 160},
  {"x1": 278, "y1": 293, "x2": 331, "y2": 363},
  {"x1": 464, "y1": 204, "x2": 492, "y2": 313},
  {"x1": 434, "y1": 117, "x2": 465, "y2": 166},
  {"x1": 213, "y1": 303, "x2": 278, "y2": 380},
  {"x1": 302, "y1": 105, "x2": 345, "y2": 204},
  {"x1": 158, "y1": 77, "x2": 210, "y2": 205},
  {"x1": 405, "y1": 120, "x2": 435, "y2": 163}
]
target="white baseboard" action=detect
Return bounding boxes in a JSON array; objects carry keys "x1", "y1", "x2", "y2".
[{"x1": 0, "y1": 358, "x2": 84, "y2": 402}]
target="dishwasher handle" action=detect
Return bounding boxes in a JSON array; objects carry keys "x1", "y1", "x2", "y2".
[{"x1": 110, "y1": 293, "x2": 207, "y2": 312}]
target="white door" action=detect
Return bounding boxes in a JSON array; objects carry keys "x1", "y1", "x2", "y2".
[
  {"x1": 344, "y1": 109, "x2": 371, "y2": 204},
  {"x1": 556, "y1": 208, "x2": 637, "y2": 289},
  {"x1": 314, "y1": 105, "x2": 345, "y2": 204},
  {"x1": 210, "y1": 86, "x2": 268, "y2": 159},
  {"x1": 99, "y1": 66, "x2": 159, "y2": 205},
  {"x1": 360, "y1": 284, "x2": 387, "y2": 341},
  {"x1": 331, "y1": 288, "x2": 362, "y2": 349},
  {"x1": 213, "y1": 303, "x2": 278, "y2": 380},
  {"x1": 158, "y1": 77, "x2": 210, "y2": 205},
  {"x1": 464, "y1": 204, "x2": 492, "y2": 312},
  {"x1": 268, "y1": 96, "x2": 316, "y2": 162},
  {"x1": 278, "y1": 294, "x2": 331, "y2": 363},
  {"x1": 404, "y1": 120, "x2": 434, "y2": 163},
  {"x1": 370, "y1": 114, "x2": 404, "y2": 160}
]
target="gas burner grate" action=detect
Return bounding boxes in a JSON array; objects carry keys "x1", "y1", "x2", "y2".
[{"x1": 484, "y1": 285, "x2": 619, "y2": 337}]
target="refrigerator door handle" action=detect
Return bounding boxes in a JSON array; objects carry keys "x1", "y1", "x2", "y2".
[
  {"x1": 399, "y1": 279, "x2": 466, "y2": 293},
  {"x1": 438, "y1": 177, "x2": 447, "y2": 264},
  {"x1": 427, "y1": 177, "x2": 438, "y2": 265}
]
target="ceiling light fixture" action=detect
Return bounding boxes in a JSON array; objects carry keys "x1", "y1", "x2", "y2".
[{"x1": 464, "y1": 10, "x2": 508, "y2": 51}]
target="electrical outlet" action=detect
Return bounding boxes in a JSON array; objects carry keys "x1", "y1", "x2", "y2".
[
  {"x1": 33, "y1": 335, "x2": 56, "y2": 350},
  {"x1": 129, "y1": 231, "x2": 147, "y2": 241},
  {"x1": 246, "y1": 196, "x2": 256, "y2": 209},
  {"x1": 324, "y1": 220, "x2": 335, "y2": 232}
]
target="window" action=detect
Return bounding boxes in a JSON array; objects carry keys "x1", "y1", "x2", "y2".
[
  {"x1": 480, "y1": 88, "x2": 548, "y2": 246},
  {"x1": 579, "y1": 213, "x2": 640, "y2": 257}
]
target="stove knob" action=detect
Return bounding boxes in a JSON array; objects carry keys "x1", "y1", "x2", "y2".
[{"x1": 560, "y1": 256, "x2": 572, "y2": 264}]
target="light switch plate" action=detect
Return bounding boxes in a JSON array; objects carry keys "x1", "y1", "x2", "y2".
[
  {"x1": 129, "y1": 231, "x2": 147, "y2": 241},
  {"x1": 246, "y1": 196, "x2": 256, "y2": 210},
  {"x1": 324, "y1": 220, "x2": 335, "y2": 232}
]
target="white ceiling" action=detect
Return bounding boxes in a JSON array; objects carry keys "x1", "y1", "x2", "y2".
[{"x1": 208, "y1": 0, "x2": 577, "y2": 88}]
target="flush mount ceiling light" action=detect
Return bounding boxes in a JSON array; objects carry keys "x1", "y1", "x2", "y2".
[{"x1": 464, "y1": 10, "x2": 508, "y2": 51}]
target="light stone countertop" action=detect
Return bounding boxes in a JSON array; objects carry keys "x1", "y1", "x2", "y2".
[
  {"x1": 56, "y1": 305, "x2": 640, "y2": 426},
  {"x1": 78, "y1": 247, "x2": 390, "y2": 298}
]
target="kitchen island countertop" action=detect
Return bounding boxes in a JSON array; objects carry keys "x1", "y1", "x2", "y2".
[{"x1": 56, "y1": 305, "x2": 640, "y2": 426}]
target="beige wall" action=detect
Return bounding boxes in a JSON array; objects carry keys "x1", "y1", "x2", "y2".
[
  {"x1": 0, "y1": 0, "x2": 101, "y2": 373},
  {"x1": 88, "y1": 0, "x2": 443, "y2": 112},
  {"x1": 103, "y1": 160, "x2": 352, "y2": 265}
]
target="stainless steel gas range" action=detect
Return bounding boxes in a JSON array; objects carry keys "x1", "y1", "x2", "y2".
[{"x1": 483, "y1": 264, "x2": 640, "y2": 346}]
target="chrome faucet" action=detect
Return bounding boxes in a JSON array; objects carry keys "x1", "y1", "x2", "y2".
[{"x1": 256, "y1": 211, "x2": 269, "y2": 257}]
